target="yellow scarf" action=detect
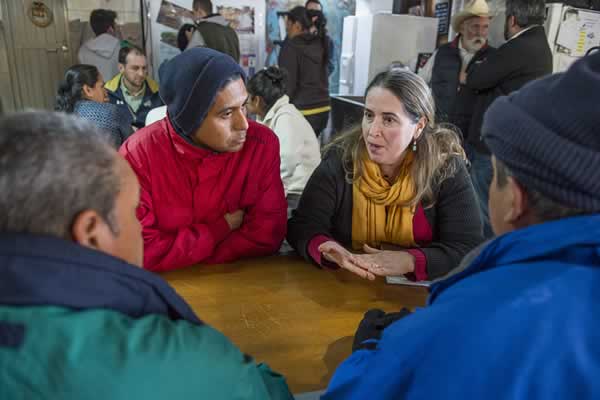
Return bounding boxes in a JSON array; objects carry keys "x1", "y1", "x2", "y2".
[{"x1": 352, "y1": 151, "x2": 417, "y2": 250}]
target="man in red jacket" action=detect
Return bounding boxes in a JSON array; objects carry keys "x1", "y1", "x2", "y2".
[{"x1": 120, "y1": 48, "x2": 287, "y2": 272}]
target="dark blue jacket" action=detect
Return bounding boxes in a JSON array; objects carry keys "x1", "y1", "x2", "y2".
[
  {"x1": 324, "y1": 215, "x2": 600, "y2": 399},
  {"x1": 0, "y1": 234, "x2": 201, "y2": 323},
  {"x1": 105, "y1": 73, "x2": 163, "y2": 129}
]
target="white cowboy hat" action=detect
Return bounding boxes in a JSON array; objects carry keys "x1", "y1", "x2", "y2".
[{"x1": 451, "y1": 0, "x2": 492, "y2": 33}]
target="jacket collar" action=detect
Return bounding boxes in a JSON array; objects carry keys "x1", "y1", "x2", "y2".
[
  {"x1": 165, "y1": 116, "x2": 233, "y2": 162},
  {"x1": 0, "y1": 234, "x2": 202, "y2": 324},
  {"x1": 260, "y1": 95, "x2": 291, "y2": 126},
  {"x1": 450, "y1": 35, "x2": 461, "y2": 48},
  {"x1": 430, "y1": 215, "x2": 600, "y2": 302},
  {"x1": 508, "y1": 25, "x2": 543, "y2": 42},
  {"x1": 105, "y1": 73, "x2": 159, "y2": 95},
  {"x1": 200, "y1": 14, "x2": 229, "y2": 26},
  {"x1": 291, "y1": 33, "x2": 319, "y2": 45}
]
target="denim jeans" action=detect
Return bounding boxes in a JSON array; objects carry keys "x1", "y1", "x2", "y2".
[{"x1": 465, "y1": 144, "x2": 494, "y2": 238}]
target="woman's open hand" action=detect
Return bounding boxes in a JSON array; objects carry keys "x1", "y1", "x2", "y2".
[{"x1": 318, "y1": 241, "x2": 377, "y2": 280}]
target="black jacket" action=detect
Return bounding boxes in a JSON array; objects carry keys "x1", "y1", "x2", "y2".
[
  {"x1": 195, "y1": 15, "x2": 240, "y2": 62},
  {"x1": 287, "y1": 149, "x2": 484, "y2": 279},
  {"x1": 465, "y1": 26, "x2": 553, "y2": 153},
  {"x1": 278, "y1": 33, "x2": 329, "y2": 110},
  {"x1": 431, "y1": 37, "x2": 495, "y2": 139}
]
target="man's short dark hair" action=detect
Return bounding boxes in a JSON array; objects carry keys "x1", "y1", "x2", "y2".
[
  {"x1": 89, "y1": 9, "x2": 117, "y2": 36},
  {"x1": 305, "y1": 0, "x2": 322, "y2": 8},
  {"x1": 494, "y1": 158, "x2": 587, "y2": 223},
  {"x1": 505, "y1": 0, "x2": 546, "y2": 28},
  {"x1": 0, "y1": 112, "x2": 120, "y2": 239},
  {"x1": 193, "y1": 0, "x2": 213, "y2": 15},
  {"x1": 118, "y1": 45, "x2": 145, "y2": 65}
]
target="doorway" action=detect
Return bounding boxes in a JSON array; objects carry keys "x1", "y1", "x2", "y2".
[{"x1": 0, "y1": 0, "x2": 71, "y2": 110}]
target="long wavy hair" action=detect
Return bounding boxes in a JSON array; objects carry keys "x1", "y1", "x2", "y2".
[{"x1": 327, "y1": 69, "x2": 465, "y2": 208}]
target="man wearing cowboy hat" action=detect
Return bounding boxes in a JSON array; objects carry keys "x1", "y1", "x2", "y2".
[
  {"x1": 463, "y1": 0, "x2": 552, "y2": 238},
  {"x1": 418, "y1": 0, "x2": 494, "y2": 139}
]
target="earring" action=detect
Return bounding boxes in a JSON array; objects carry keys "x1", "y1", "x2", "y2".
[{"x1": 412, "y1": 138, "x2": 417, "y2": 152}]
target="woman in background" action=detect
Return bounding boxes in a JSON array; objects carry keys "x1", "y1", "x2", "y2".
[
  {"x1": 288, "y1": 69, "x2": 483, "y2": 281},
  {"x1": 247, "y1": 66, "x2": 321, "y2": 214},
  {"x1": 55, "y1": 64, "x2": 132, "y2": 146},
  {"x1": 278, "y1": 6, "x2": 330, "y2": 138}
]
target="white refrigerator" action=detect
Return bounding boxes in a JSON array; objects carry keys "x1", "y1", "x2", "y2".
[
  {"x1": 545, "y1": 3, "x2": 600, "y2": 73},
  {"x1": 338, "y1": 14, "x2": 439, "y2": 96}
]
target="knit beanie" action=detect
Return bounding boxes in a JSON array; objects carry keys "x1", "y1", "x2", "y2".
[
  {"x1": 159, "y1": 47, "x2": 246, "y2": 137},
  {"x1": 483, "y1": 52, "x2": 600, "y2": 212}
]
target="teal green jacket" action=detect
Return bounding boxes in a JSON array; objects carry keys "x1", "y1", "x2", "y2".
[{"x1": 0, "y1": 234, "x2": 293, "y2": 399}]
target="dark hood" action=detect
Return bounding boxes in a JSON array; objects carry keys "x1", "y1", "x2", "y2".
[
  {"x1": 0, "y1": 233, "x2": 202, "y2": 324},
  {"x1": 289, "y1": 33, "x2": 324, "y2": 64},
  {"x1": 160, "y1": 47, "x2": 246, "y2": 139}
]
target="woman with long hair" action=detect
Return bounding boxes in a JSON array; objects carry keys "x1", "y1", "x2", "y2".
[
  {"x1": 246, "y1": 65, "x2": 321, "y2": 214},
  {"x1": 278, "y1": 6, "x2": 330, "y2": 138},
  {"x1": 287, "y1": 69, "x2": 483, "y2": 281},
  {"x1": 55, "y1": 64, "x2": 132, "y2": 146}
]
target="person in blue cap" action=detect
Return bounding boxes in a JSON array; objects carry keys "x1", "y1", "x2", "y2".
[
  {"x1": 120, "y1": 47, "x2": 287, "y2": 272},
  {"x1": 323, "y1": 52, "x2": 600, "y2": 400}
]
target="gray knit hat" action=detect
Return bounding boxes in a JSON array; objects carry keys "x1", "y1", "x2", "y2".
[{"x1": 483, "y1": 52, "x2": 600, "y2": 212}]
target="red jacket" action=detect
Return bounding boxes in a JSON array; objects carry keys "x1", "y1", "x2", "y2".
[{"x1": 120, "y1": 118, "x2": 287, "y2": 272}]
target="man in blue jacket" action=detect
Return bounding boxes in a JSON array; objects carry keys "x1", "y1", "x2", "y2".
[
  {"x1": 105, "y1": 46, "x2": 163, "y2": 129},
  {"x1": 0, "y1": 112, "x2": 292, "y2": 399},
  {"x1": 323, "y1": 52, "x2": 600, "y2": 399}
]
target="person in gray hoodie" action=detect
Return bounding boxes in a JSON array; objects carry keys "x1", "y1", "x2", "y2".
[{"x1": 78, "y1": 9, "x2": 121, "y2": 83}]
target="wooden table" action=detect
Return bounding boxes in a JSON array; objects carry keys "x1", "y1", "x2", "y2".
[{"x1": 163, "y1": 255, "x2": 428, "y2": 393}]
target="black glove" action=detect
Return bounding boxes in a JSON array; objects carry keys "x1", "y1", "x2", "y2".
[{"x1": 352, "y1": 308, "x2": 412, "y2": 352}]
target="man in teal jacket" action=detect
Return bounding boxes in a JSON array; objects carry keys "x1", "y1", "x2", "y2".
[{"x1": 0, "y1": 111, "x2": 292, "y2": 400}]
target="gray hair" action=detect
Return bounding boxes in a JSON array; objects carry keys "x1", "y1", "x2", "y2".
[
  {"x1": 505, "y1": 0, "x2": 546, "y2": 28},
  {"x1": 495, "y1": 159, "x2": 587, "y2": 222},
  {"x1": 0, "y1": 111, "x2": 121, "y2": 239}
]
